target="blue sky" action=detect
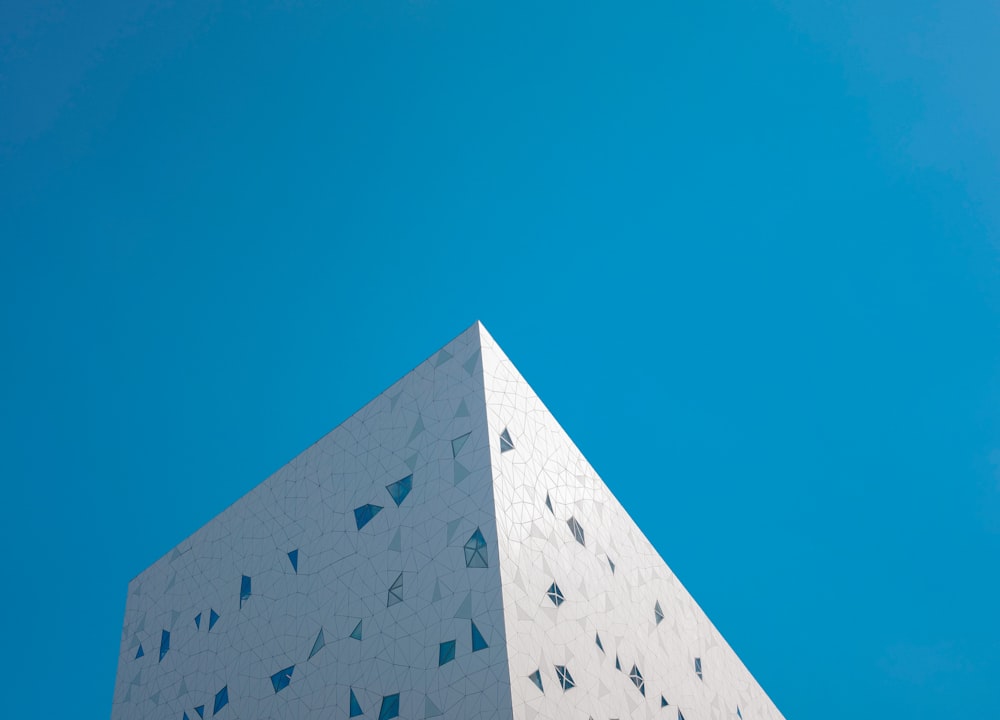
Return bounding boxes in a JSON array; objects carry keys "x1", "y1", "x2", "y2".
[{"x1": 1, "y1": 2, "x2": 998, "y2": 717}]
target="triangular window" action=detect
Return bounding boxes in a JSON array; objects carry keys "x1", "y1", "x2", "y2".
[
  {"x1": 309, "y1": 628, "x2": 326, "y2": 659},
  {"x1": 354, "y1": 504, "x2": 384, "y2": 530},
  {"x1": 158, "y1": 630, "x2": 170, "y2": 662},
  {"x1": 378, "y1": 693, "x2": 400, "y2": 720},
  {"x1": 385, "y1": 475, "x2": 413, "y2": 506},
  {"x1": 438, "y1": 640, "x2": 456, "y2": 666},
  {"x1": 213, "y1": 686, "x2": 228, "y2": 714},
  {"x1": 529, "y1": 669, "x2": 544, "y2": 692},
  {"x1": 471, "y1": 621, "x2": 488, "y2": 651},
  {"x1": 270, "y1": 665, "x2": 294, "y2": 693},
  {"x1": 349, "y1": 689, "x2": 363, "y2": 718}
]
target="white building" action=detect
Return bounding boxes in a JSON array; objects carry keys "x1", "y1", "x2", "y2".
[{"x1": 112, "y1": 322, "x2": 785, "y2": 720}]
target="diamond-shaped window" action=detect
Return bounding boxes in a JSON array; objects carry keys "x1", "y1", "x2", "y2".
[
  {"x1": 499, "y1": 428, "x2": 514, "y2": 453},
  {"x1": 655, "y1": 600, "x2": 664, "y2": 625},
  {"x1": 546, "y1": 582, "x2": 565, "y2": 606},
  {"x1": 629, "y1": 664, "x2": 645, "y2": 696}
]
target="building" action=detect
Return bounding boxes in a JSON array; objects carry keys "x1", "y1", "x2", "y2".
[{"x1": 111, "y1": 322, "x2": 785, "y2": 720}]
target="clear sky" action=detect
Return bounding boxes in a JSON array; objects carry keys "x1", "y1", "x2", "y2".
[{"x1": 1, "y1": 2, "x2": 998, "y2": 718}]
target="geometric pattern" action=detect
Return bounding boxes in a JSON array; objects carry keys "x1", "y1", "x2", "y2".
[{"x1": 111, "y1": 322, "x2": 785, "y2": 720}]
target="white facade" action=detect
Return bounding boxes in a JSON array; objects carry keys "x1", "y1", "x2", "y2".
[{"x1": 112, "y1": 322, "x2": 785, "y2": 720}]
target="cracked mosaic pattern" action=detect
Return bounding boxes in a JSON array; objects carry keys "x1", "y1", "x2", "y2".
[
  {"x1": 112, "y1": 322, "x2": 784, "y2": 720},
  {"x1": 479, "y1": 327, "x2": 785, "y2": 720}
]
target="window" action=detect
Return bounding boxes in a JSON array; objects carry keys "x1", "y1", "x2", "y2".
[
  {"x1": 438, "y1": 640, "x2": 456, "y2": 666},
  {"x1": 464, "y1": 528, "x2": 488, "y2": 568},
  {"x1": 270, "y1": 665, "x2": 294, "y2": 693},
  {"x1": 555, "y1": 665, "x2": 575, "y2": 690},
  {"x1": 354, "y1": 504, "x2": 384, "y2": 530},
  {"x1": 629, "y1": 664, "x2": 645, "y2": 696},
  {"x1": 385, "y1": 475, "x2": 413, "y2": 506},
  {"x1": 529, "y1": 669, "x2": 544, "y2": 692}
]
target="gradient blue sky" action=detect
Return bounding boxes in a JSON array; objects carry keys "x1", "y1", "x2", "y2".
[{"x1": 2, "y1": 2, "x2": 999, "y2": 718}]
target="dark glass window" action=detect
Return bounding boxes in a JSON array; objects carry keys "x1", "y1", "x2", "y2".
[
  {"x1": 159, "y1": 630, "x2": 170, "y2": 662},
  {"x1": 464, "y1": 528, "x2": 488, "y2": 568},
  {"x1": 629, "y1": 664, "x2": 645, "y2": 696},
  {"x1": 378, "y1": 693, "x2": 400, "y2": 720},
  {"x1": 546, "y1": 582, "x2": 565, "y2": 606},
  {"x1": 439, "y1": 639, "x2": 456, "y2": 666},
  {"x1": 213, "y1": 686, "x2": 228, "y2": 714},
  {"x1": 270, "y1": 665, "x2": 294, "y2": 693},
  {"x1": 555, "y1": 665, "x2": 575, "y2": 690},
  {"x1": 349, "y1": 689, "x2": 363, "y2": 718},
  {"x1": 354, "y1": 504, "x2": 384, "y2": 530},
  {"x1": 240, "y1": 575, "x2": 251, "y2": 609},
  {"x1": 529, "y1": 669, "x2": 544, "y2": 692},
  {"x1": 386, "y1": 475, "x2": 413, "y2": 506}
]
